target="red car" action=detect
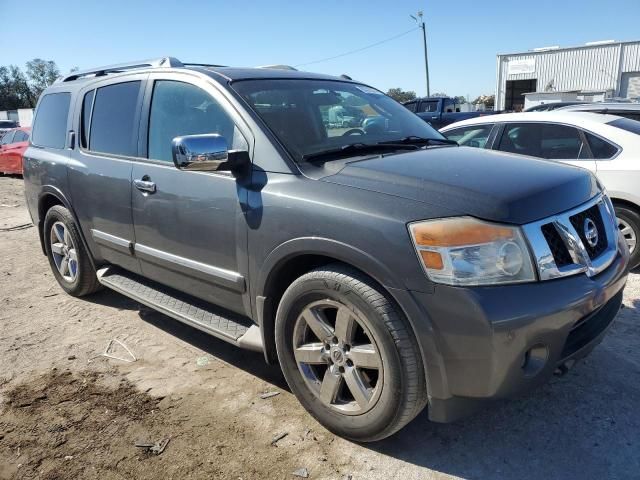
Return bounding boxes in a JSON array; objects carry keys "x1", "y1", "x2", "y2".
[{"x1": 0, "y1": 127, "x2": 30, "y2": 175}]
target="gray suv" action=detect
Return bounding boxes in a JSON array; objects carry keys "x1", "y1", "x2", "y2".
[{"x1": 23, "y1": 57, "x2": 629, "y2": 441}]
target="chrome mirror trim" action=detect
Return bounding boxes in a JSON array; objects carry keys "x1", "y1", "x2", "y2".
[{"x1": 172, "y1": 134, "x2": 229, "y2": 171}]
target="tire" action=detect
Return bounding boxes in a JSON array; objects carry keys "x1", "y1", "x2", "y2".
[
  {"x1": 275, "y1": 264, "x2": 427, "y2": 442},
  {"x1": 614, "y1": 205, "x2": 640, "y2": 269},
  {"x1": 43, "y1": 205, "x2": 101, "y2": 297}
]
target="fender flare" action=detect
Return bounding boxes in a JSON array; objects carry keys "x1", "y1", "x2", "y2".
[
  {"x1": 256, "y1": 236, "x2": 404, "y2": 300},
  {"x1": 254, "y1": 237, "x2": 445, "y2": 397},
  {"x1": 37, "y1": 186, "x2": 96, "y2": 269}
]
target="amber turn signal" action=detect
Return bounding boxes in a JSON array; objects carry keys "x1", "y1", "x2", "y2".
[
  {"x1": 410, "y1": 217, "x2": 514, "y2": 247},
  {"x1": 419, "y1": 250, "x2": 444, "y2": 270}
]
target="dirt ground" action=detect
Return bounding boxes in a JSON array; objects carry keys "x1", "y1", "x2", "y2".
[{"x1": 0, "y1": 175, "x2": 639, "y2": 480}]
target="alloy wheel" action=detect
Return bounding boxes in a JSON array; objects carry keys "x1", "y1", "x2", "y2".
[
  {"x1": 618, "y1": 217, "x2": 637, "y2": 254},
  {"x1": 293, "y1": 299, "x2": 383, "y2": 415},
  {"x1": 50, "y1": 221, "x2": 78, "y2": 283}
]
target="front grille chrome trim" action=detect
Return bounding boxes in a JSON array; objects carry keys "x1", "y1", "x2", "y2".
[{"x1": 522, "y1": 193, "x2": 619, "y2": 281}]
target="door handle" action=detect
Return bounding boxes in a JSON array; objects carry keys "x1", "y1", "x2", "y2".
[{"x1": 134, "y1": 178, "x2": 156, "y2": 194}]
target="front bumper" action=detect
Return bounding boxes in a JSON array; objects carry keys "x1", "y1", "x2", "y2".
[{"x1": 400, "y1": 247, "x2": 629, "y2": 423}]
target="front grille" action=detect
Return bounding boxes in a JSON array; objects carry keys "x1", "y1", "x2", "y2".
[
  {"x1": 541, "y1": 223, "x2": 572, "y2": 267},
  {"x1": 569, "y1": 204, "x2": 608, "y2": 259},
  {"x1": 523, "y1": 194, "x2": 617, "y2": 281}
]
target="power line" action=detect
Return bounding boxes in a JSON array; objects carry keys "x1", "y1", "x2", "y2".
[{"x1": 294, "y1": 27, "x2": 419, "y2": 68}]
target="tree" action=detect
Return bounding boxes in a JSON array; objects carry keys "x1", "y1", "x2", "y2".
[
  {"x1": 0, "y1": 66, "x2": 32, "y2": 110},
  {"x1": 472, "y1": 94, "x2": 495, "y2": 109},
  {"x1": 0, "y1": 59, "x2": 60, "y2": 110},
  {"x1": 386, "y1": 88, "x2": 416, "y2": 103},
  {"x1": 25, "y1": 59, "x2": 59, "y2": 104}
]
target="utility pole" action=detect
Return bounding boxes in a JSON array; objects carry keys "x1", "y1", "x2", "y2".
[{"x1": 411, "y1": 11, "x2": 430, "y2": 97}]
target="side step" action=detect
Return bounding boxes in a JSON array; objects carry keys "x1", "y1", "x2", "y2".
[{"x1": 96, "y1": 267, "x2": 263, "y2": 352}]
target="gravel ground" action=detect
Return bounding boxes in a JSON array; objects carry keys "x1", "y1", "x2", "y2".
[{"x1": 0, "y1": 175, "x2": 639, "y2": 480}]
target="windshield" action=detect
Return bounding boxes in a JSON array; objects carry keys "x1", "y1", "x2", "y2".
[{"x1": 232, "y1": 79, "x2": 445, "y2": 162}]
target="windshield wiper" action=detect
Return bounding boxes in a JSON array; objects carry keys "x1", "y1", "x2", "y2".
[
  {"x1": 379, "y1": 136, "x2": 458, "y2": 146},
  {"x1": 301, "y1": 142, "x2": 418, "y2": 163}
]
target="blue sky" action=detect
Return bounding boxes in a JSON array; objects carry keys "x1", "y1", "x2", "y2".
[{"x1": 3, "y1": 0, "x2": 639, "y2": 99}]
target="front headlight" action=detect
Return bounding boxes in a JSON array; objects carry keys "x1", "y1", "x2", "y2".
[{"x1": 409, "y1": 217, "x2": 536, "y2": 286}]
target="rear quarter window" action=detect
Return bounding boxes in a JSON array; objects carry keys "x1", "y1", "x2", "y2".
[{"x1": 31, "y1": 93, "x2": 71, "y2": 149}]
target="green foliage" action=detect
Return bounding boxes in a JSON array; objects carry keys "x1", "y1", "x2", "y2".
[
  {"x1": 0, "y1": 59, "x2": 60, "y2": 110},
  {"x1": 386, "y1": 88, "x2": 416, "y2": 103}
]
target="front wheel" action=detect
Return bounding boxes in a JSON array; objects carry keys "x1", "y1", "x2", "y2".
[
  {"x1": 615, "y1": 205, "x2": 639, "y2": 269},
  {"x1": 275, "y1": 264, "x2": 427, "y2": 442}
]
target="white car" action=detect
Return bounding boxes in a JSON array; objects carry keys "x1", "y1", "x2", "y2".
[{"x1": 441, "y1": 111, "x2": 640, "y2": 268}]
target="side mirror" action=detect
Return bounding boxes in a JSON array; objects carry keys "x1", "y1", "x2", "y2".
[{"x1": 171, "y1": 134, "x2": 249, "y2": 174}]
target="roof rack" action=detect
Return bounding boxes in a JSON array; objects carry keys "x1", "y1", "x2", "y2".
[
  {"x1": 182, "y1": 62, "x2": 227, "y2": 68},
  {"x1": 257, "y1": 64, "x2": 298, "y2": 71},
  {"x1": 57, "y1": 56, "x2": 184, "y2": 83}
]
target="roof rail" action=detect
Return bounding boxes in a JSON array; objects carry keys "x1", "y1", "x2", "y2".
[
  {"x1": 257, "y1": 64, "x2": 298, "y2": 71},
  {"x1": 57, "y1": 57, "x2": 184, "y2": 83},
  {"x1": 182, "y1": 62, "x2": 227, "y2": 68}
]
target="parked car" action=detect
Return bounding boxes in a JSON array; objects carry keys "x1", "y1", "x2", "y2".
[
  {"x1": 0, "y1": 119, "x2": 18, "y2": 135},
  {"x1": 556, "y1": 102, "x2": 640, "y2": 122},
  {"x1": 0, "y1": 127, "x2": 30, "y2": 175},
  {"x1": 403, "y1": 96, "x2": 495, "y2": 129},
  {"x1": 441, "y1": 112, "x2": 640, "y2": 268},
  {"x1": 524, "y1": 101, "x2": 589, "y2": 112},
  {"x1": 24, "y1": 58, "x2": 629, "y2": 441}
]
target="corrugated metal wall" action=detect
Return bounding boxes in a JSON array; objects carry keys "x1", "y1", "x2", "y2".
[{"x1": 496, "y1": 41, "x2": 640, "y2": 109}]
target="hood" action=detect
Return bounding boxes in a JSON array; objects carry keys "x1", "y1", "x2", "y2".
[{"x1": 319, "y1": 146, "x2": 600, "y2": 225}]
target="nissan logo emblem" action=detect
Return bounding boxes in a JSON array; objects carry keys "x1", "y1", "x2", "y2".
[{"x1": 583, "y1": 218, "x2": 599, "y2": 248}]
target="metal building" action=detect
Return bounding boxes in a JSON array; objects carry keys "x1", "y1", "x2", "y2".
[{"x1": 495, "y1": 40, "x2": 640, "y2": 111}]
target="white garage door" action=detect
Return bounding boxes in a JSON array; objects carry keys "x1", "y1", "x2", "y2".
[{"x1": 621, "y1": 72, "x2": 640, "y2": 98}]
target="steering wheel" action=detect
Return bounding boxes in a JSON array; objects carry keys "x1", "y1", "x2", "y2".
[{"x1": 342, "y1": 128, "x2": 365, "y2": 136}]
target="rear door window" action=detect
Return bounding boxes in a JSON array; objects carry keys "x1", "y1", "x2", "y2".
[
  {"x1": 444, "y1": 124, "x2": 494, "y2": 148},
  {"x1": 80, "y1": 90, "x2": 95, "y2": 149},
  {"x1": 498, "y1": 123, "x2": 587, "y2": 159},
  {"x1": 31, "y1": 93, "x2": 71, "y2": 149},
  {"x1": 89, "y1": 81, "x2": 142, "y2": 156}
]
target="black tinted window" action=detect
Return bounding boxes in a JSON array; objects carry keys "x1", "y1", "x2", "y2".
[
  {"x1": 584, "y1": 132, "x2": 618, "y2": 159},
  {"x1": 81, "y1": 90, "x2": 94, "y2": 149},
  {"x1": 1, "y1": 131, "x2": 15, "y2": 145},
  {"x1": 404, "y1": 102, "x2": 417, "y2": 113},
  {"x1": 417, "y1": 100, "x2": 439, "y2": 113},
  {"x1": 31, "y1": 93, "x2": 70, "y2": 149},
  {"x1": 608, "y1": 117, "x2": 640, "y2": 135},
  {"x1": 444, "y1": 124, "x2": 494, "y2": 148},
  {"x1": 89, "y1": 81, "x2": 141, "y2": 156},
  {"x1": 498, "y1": 123, "x2": 587, "y2": 160},
  {"x1": 148, "y1": 80, "x2": 246, "y2": 162}
]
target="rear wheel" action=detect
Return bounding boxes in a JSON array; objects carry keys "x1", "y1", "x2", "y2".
[
  {"x1": 44, "y1": 205, "x2": 101, "y2": 296},
  {"x1": 275, "y1": 264, "x2": 427, "y2": 442},
  {"x1": 614, "y1": 205, "x2": 640, "y2": 269}
]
